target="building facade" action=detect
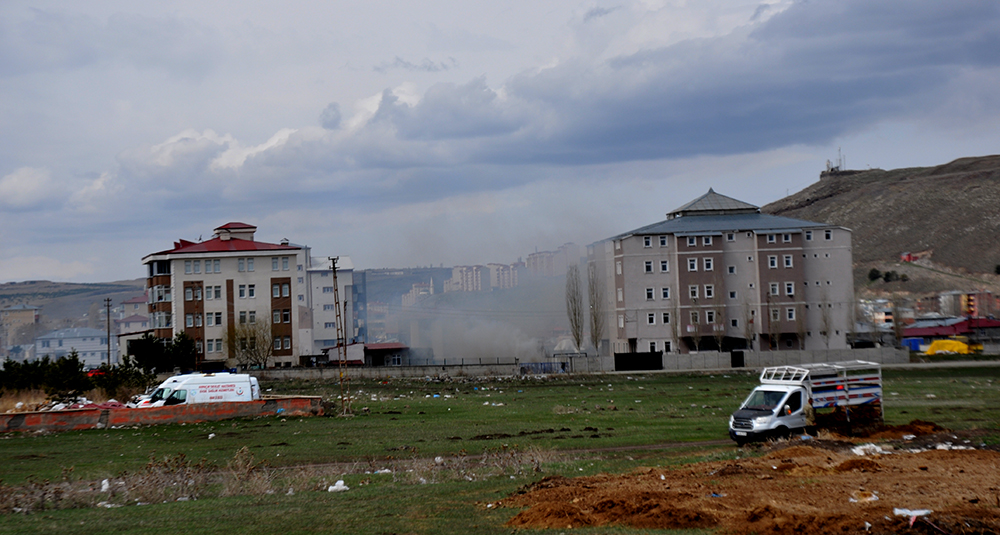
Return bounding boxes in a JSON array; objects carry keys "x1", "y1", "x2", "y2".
[
  {"x1": 589, "y1": 189, "x2": 854, "y2": 356},
  {"x1": 35, "y1": 328, "x2": 113, "y2": 368},
  {"x1": 301, "y1": 256, "x2": 356, "y2": 356},
  {"x1": 141, "y1": 223, "x2": 306, "y2": 368}
]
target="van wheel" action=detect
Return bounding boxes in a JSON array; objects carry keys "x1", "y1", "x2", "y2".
[
  {"x1": 734, "y1": 439, "x2": 747, "y2": 447},
  {"x1": 771, "y1": 427, "x2": 790, "y2": 440}
]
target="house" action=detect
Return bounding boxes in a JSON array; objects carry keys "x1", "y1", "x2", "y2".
[
  {"x1": 34, "y1": 328, "x2": 114, "y2": 368},
  {"x1": 588, "y1": 189, "x2": 855, "y2": 356},
  {"x1": 1, "y1": 304, "x2": 40, "y2": 356},
  {"x1": 141, "y1": 223, "x2": 306, "y2": 368}
]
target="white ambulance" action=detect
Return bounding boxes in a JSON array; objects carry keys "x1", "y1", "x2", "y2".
[{"x1": 139, "y1": 372, "x2": 261, "y2": 407}]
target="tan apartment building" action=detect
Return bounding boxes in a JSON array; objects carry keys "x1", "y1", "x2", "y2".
[
  {"x1": 141, "y1": 222, "x2": 305, "y2": 368},
  {"x1": 588, "y1": 189, "x2": 854, "y2": 356}
]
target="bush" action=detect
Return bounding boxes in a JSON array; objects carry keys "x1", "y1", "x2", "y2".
[
  {"x1": 89, "y1": 356, "x2": 157, "y2": 401},
  {"x1": 0, "y1": 353, "x2": 91, "y2": 398},
  {"x1": 867, "y1": 268, "x2": 882, "y2": 281}
]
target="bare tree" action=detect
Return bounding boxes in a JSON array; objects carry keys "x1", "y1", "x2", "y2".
[
  {"x1": 690, "y1": 298, "x2": 702, "y2": 352},
  {"x1": 587, "y1": 262, "x2": 605, "y2": 356},
  {"x1": 225, "y1": 312, "x2": 274, "y2": 369},
  {"x1": 741, "y1": 294, "x2": 756, "y2": 351},
  {"x1": 796, "y1": 304, "x2": 807, "y2": 350},
  {"x1": 565, "y1": 264, "x2": 584, "y2": 352},
  {"x1": 669, "y1": 300, "x2": 681, "y2": 354},
  {"x1": 890, "y1": 298, "x2": 906, "y2": 348}
]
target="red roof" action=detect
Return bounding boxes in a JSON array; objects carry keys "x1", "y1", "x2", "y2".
[
  {"x1": 215, "y1": 222, "x2": 256, "y2": 230},
  {"x1": 148, "y1": 236, "x2": 299, "y2": 257},
  {"x1": 365, "y1": 342, "x2": 408, "y2": 351},
  {"x1": 122, "y1": 293, "x2": 147, "y2": 304}
]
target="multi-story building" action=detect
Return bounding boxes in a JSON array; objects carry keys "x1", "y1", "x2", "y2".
[
  {"x1": 141, "y1": 222, "x2": 306, "y2": 368},
  {"x1": 302, "y1": 256, "x2": 356, "y2": 355},
  {"x1": 443, "y1": 265, "x2": 489, "y2": 292},
  {"x1": 1, "y1": 304, "x2": 40, "y2": 355},
  {"x1": 589, "y1": 189, "x2": 854, "y2": 356},
  {"x1": 526, "y1": 243, "x2": 581, "y2": 278},
  {"x1": 35, "y1": 327, "x2": 113, "y2": 368}
]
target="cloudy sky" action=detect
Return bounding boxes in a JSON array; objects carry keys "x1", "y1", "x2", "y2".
[{"x1": 2, "y1": 1, "x2": 999, "y2": 283}]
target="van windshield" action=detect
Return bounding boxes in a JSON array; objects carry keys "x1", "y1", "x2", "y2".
[
  {"x1": 742, "y1": 390, "x2": 786, "y2": 412},
  {"x1": 149, "y1": 388, "x2": 172, "y2": 403}
]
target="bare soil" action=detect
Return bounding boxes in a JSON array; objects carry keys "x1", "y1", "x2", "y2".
[{"x1": 501, "y1": 424, "x2": 1000, "y2": 534}]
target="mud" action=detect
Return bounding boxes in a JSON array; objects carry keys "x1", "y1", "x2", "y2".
[{"x1": 501, "y1": 425, "x2": 1000, "y2": 534}]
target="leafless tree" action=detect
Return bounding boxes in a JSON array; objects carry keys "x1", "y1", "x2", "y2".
[
  {"x1": 225, "y1": 312, "x2": 274, "y2": 369},
  {"x1": 796, "y1": 304, "x2": 807, "y2": 350},
  {"x1": 741, "y1": 294, "x2": 756, "y2": 351},
  {"x1": 565, "y1": 264, "x2": 584, "y2": 352},
  {"x1": 820, "y1": 294, "x2": 832, "y2": 349},
  {"x1": 765, "y1": 294, "x2": 779, "y2": 350},
  {"x1": 891, "y1": 298, "x2": 906, "y2": 348},
  {"x1": 711, "y1": 271, "x2": 725, "y2": 352},
  {"x1": 669, "y1": 300, "x2": 681, "y2": 354},
  {"x1": 587, "y1": 262, "x2": 605, "y2": 356},
  {"x1": 690, "y1": 298, "x2": 702, "y2": 352}
]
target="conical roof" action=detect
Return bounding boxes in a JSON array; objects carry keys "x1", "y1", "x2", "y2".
[{"x1": 668, "y1": 188, "x2": 758, "y2": 218}]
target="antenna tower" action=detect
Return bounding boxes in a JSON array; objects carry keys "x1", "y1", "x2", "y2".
[{"x1": 330, "y1": 257, "x2": 352, "y2": 416}]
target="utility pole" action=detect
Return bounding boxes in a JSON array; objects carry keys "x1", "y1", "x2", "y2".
[
  {"x1": 330, "y1": 257, "x2": 352, "y2": 416},
  {"x1": 104, "y1": 298, "x2": 113, "y2": 366}
]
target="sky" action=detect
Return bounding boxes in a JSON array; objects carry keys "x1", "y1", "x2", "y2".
[{"x1": 1, "y1": 0, "x2": 999, "y2": 283}]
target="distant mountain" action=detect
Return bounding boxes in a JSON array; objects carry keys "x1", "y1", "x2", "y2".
[
  {"x1": 763, "y1": 155, "x2": 1000, "y2": 295},
  {"x1": 0, "y1": 279, "x2": 145, "y2": 325}
]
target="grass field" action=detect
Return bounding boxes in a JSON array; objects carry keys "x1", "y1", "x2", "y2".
[{"x1": 1, "y1": 366, "x2": 998, "y2": 534}]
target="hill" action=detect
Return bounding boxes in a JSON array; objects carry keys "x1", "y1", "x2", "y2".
[{"x1": 763, "y1": 155, "x2": 1000, "y2": 296}]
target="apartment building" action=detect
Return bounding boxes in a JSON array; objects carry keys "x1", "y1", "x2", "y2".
[
  {"x1": 589, "y1": 189, "x2": 854, "y2": 356},
  {"x1": 141, "y1": 222, "x2": 305, "y2": 368},
  {"x1": 35, "y1": 328, "x2": 113, "y2": 368},
  {"x1": 302, "y1": 256, "x2": 356, "y2": 355}
]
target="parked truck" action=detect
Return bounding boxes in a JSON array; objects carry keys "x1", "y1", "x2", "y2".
[
  {"x1": 728, "y1": 360, "x2": 883, "y2": 445},
  {"x1": 137, "y1": 372, "x2": 261, "y2": 407}
]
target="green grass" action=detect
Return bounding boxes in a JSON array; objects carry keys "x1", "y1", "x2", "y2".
[{"x1": 1, "y1": 367, "x2": 998, "y2": 534}]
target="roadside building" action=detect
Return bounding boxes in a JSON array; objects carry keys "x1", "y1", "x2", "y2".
[
  {"x1": 1, "y1": 304, "x2": 40, "y2": 356},
  {"x1": 588, "y1": 189, "x2": 854, "y2": 356},
  {"x1": 141, "y1": 223, "x2": 306, "y2": 369},
  {"x1": 34, "y1": 327, "x2": 114, "y2": 368}
]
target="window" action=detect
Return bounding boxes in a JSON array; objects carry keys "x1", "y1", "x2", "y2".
[
  {"x1": 786, "y1": 308, "x2": 796, "y2": 321},
  {"x1": 185, "y1": 288, "x2": 193, "y2": 301},
  {"x1": 282, "y1": 283, "x2": 290, "y2": 297},
  {"x1": 659, "y1": 236, "x2": 667, "y2": 247},
  {"x1": 782, "y1": 233, "x2": 791, "y2": 243},
  {"x1": 193, "y1": 260, "x2": 201, "y2": 274},
  {"x1": 615, "y1": 241, "x2": 621, "y2": 250},
  {"x1": 239, "y1": 258, "x2": 245, "y2": 272},
  {"x1": 213, "y1": 286, "x2": 221, "y2": 299},
  {"x1": 207, "y1": 339, "x2": 214, "y2": 352},
  {"x1": 213, "y1": 259, "x2": 221, "y2": 273},
  {"x1": 323, "y1": 304, "x2": 336, "y2": 311},
  {"x1": 282, "y1": 309, "x2": 290, "y2": 323},
  {"x1": 195, "y1": 314, "x2": 202, "y2": 327},
  {"x1": 688, "y1": 258, "x2": 697, "y2": 271},
  {"x1": 239, "y1": 311, "x2": 247, "y2": 324},
  {"x1": 661, "y1": 287, "x2": 670, "y2": 299},
  {"x1": 664, "y1": 341, "x2": 672, "y2": 352},
  {"x1": 767, "y1": 234, "x2": 776, "y2": 243},
  {"x1": 207, "y1": 313, "x2": 215, "y2": 327},
  {"x1": 247, "y1": 258, "x2": 254, "y2": 272},
  {"x1": 273, "y1": 284, "x2": 280, "y2": 298},
  {"x1": 784, "y1": 255, "x2": 793, "y2": 268},
  {"x1": 703, "y1": 258, "x2": 713, "y2": 271},
  {"x1": 704, "y1": 284, "x2": 714, "y2": 298},
  {"x1": 616, "y1": 288, "x2": 624, "y2": 302},
  {"x1": 325, "y1": 322, "x2": 336, "y2": 328},
  {"x1": 283, "y1": 336, "x2": 291, "y2": 349},
  {"x1": 825, "y1": 230, "x2": 832, "y2": 240},
  {"x1": 646, "y1": 288, "x2": 654, "y2": 300},
  {"x1": 649, "y1": 341, "x2": 657, "y2": 352},
  {"x1": 615, "y1": 261, "x2": 622, "y2": 275},
  {"x1": 618, "y1": 315, "x2": 624, "y2": 328},
  {"x1": 645, "y1": 261, "x2": 653, "y2": 273},
  {"x1": 768, "y1": 256, "x2": 778, "y2": 268},
  {"x1": 194, "y1": 287, "x2": 202, "y2": 300},
  {"x1": 690, "y1": 311, "x2": 699, "y2": 324},
  {"x1": 662, "y1": 312, "x2": 670, "y2": 324},
  {"x1": 248, "y1": 310, "x2": 256, "y2": 324},
  {"x1": 785, "y1": 282, "x2": 795, "y2": 295},
  {"x1": 185, "y1": 260, "x2": 192, "y2": 274},
  {"x1": 706, "y1": 310, "x2": 715, "y2": 323},
  {"x1": 728, "y1": 265, "x2": 736, "y2": 274},
  {"x1": 273, "y1": 310, "x2": 281, "y2": 323},
  {"x1": 196, "y1": 340, "x2": 203, "y2": 354},
  {"x1": 647, "y1": 313, "x2": 655, "y2": 325},
  {"x1": 297, "y1": 264, "x2": 302, "y2": 271},
  {"x1": 731, "y1": 318, "x2": 739, "y2": 328},
  {"x1": 770, "y1": 282, "x2": 779, "y2": 295},
  {"x1": 644, "y1": 236, "x2": 652, "y2": 248},
  {"x1": 214, "y1": 312, "x2": 222, "y2": 325},
  {"x1": 322, "y1": 286, "x2": 334, "y2": 293},
  {"x1": 239, "y1": 285, "x2": 246, "y2": 298},
  {"x1": 186, "y1": 314, "x2": 194, "y2": 328},
  {"x1": 729, "y1": 291, "x2": 737, "y2": 299},
  {"x1": 770, "y1": 308, "x2": 780, "y2": 322},
  {"x1": 660, "y1": 260, "x2": 669, "y2": 272},
  {"x1": 274, "y1": 337, "x2": 281, "y2": 350},
  {"x1": 687, "y1": 236, "x2": 696, "y2": 246},
  {"x1": 703, "y1": 236, "x2": 712, "y2": 246},
  {"x1": 273, "y1": 258, "x2": 279, "y2": 271},
  {"x1": 282, "y1": 257, "x2": 289, "y2": 271},
  {"x1": 689, "y1": 285, "x2": 699, "y2": 299},
  {"x1": 727, "y1": 233, "x2": 735, "y2": 242},
  {"x1": 298, "y1": 277, "x2": 304, "y2": 284},
  {"x1": 805, "y1": 230, "x2": 813, "y2": 241},
  {"x1": 248, "y1": 284, "x2": 256, "y2": 298}
]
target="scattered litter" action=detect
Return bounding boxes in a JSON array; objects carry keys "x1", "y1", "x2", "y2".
[
  {"x1": 375, "y1": 469, "x2": 392, "y2": 474},
  {"x1": 286, "y1": 487, "x2": 294, "y2": 496},
  {"x1": 902, "y1": 434, "x2": 916, "y2": 440},
  {"x1": 925, "y1": 394, "x2": 936, "y2": 398},
  {"x1": 799, "y1": 434, "x2": 813, "y2": 440},
  {"x1": 849, "y1": 490, "x2": 879, "y2": 502},
  {"x1": 101, "y1": 479, "x2": 110, "y2": 492},
  {"x1": 327, "y1": 480, "x2": 349, "y2": 492},
  {"x1": 434, "y1": 456, "x2": 444, "y2": 465},
  {"x1": 96, "y1": 501, "x2": 122, "y2": 508},
  {"x1": 660, "y1": 475, "x2": 665, "y2": 480},
  {"x1": 894, "y1": 508, "x2": 932, "y2": 527},
  {"x1": 851, "y1": 444, "x2": 885, "y2": 456},
  {"x1": 208, "y1": 433, "x2": 216, "y2": 439},
  {"x1": 710, "y1": 492, "x2": 726, "y2": 498}
]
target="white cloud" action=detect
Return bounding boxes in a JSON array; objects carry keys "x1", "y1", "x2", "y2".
[{"x1": 0, "y1": 167, "x2": 61, "y2": 209}]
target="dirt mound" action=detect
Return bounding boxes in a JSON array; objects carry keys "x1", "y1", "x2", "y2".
[
  {"x1": 867, "y1": 419, "x2": 946, "y2": 440},
  {"x1": 502, "y1": 434, "x2": 1000, "y2": 534}
]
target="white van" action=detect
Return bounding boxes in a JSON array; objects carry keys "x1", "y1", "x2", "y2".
[{"x1": 139, "y1": 372, "x2": 261, "y2": 407}]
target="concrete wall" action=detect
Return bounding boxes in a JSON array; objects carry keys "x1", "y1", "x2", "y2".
[
  {"x1": 0, "y1": 396, "x2": 322, "y2": 433},
  {"x1": 661, "y1": 347, "x2": 909, "y2": 371}
]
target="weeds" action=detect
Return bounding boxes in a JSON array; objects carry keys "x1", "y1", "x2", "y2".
[
  {"x1": 221, "y1": 447, "x2": 274, "y2": 496},
  {"x1": 118, "y1": 453, "x2": 212, "y2": 504}
]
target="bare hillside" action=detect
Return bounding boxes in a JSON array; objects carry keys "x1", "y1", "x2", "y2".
[{"x1": 763, "y1": 155, "x2": 1000, "y2": 294}]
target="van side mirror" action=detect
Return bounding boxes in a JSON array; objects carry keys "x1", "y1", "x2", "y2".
[{"x1": 783, "y1": 404, "x2": 791, "y2": 415}]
